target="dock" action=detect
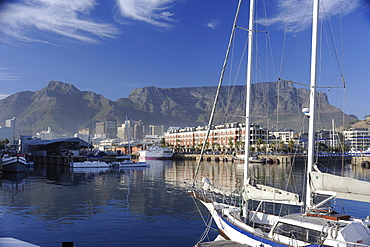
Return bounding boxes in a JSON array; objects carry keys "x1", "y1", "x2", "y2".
[
  {"x1": 174, "y1": 153, "x2": 293, "y2": 164},
  {"x1": 31, "y1": 155, "x2": 134, "y2": 166}
]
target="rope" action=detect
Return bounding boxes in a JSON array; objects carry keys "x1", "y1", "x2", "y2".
[
  {"x1": 191, "y1": 195, "x2": 218, "y2": 246},
  {"x1": 195, "y1": 214, "x2": 215, "y2": 246}
]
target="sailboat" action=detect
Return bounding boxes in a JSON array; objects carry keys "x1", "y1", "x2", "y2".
[{"x1": 188, "y1": 0, "x2": 370, "y2": 246}]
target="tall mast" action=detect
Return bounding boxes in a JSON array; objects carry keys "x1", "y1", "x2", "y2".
[
  {"x1": 244, "y1": 0, "x2": 255, "y2": 185},
  {"x1": 125, "y1": 116, "x2": 132, "y2": 161},
  {"x1": 305, "y1": 0, "x2": 319, "y2": 212}
]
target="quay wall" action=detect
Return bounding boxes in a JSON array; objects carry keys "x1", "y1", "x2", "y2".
[
  {"x1": 352, "y1": 156, "x2": 370, "y2": 168},
  {"x1": 30, "y1": 155, "x2": 139, "y2": 166},
  {"x1": 174, "y1": 154, "x2": 352, "y2": 165},
  {"x1": 174, "y1": 154, "x2": 293, "y2": 164},
  {"x1": 32, "y1": 155, "x2": 86, "y2": 166},
  {"x1": 28, "y1": 153, "x2": 354, "y2": 167}
]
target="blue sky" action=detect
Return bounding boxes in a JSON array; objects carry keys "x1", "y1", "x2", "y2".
[{"x1": 0, "y1": 0, "x2": 369, "y2": 120}]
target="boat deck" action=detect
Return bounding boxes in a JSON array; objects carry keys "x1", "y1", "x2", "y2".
[{"x1": 198, "y1": 240, "x2": 250, "y2": 246}]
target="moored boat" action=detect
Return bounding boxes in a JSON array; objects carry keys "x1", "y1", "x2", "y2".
[
  {"x1": 138, "y1": 146, "x2": 173, "y2": 160},
  {"x1": 70, "y1": 160, "x2": 110, "y2": 168},
  {"x1": 1, "y1": 154, "x2": 27, "y2": 173},
  {"x1": 111, "y1": 159, "x2": 149, "y2": 168},
  {"x1": 235, "y1": 154, "x2": 267, "y2": 163}
]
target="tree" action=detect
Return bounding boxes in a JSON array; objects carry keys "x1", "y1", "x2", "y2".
[
  {"x1": 288, "y1": 140, "x2": 295, "y2": 154},
  {"x1": 228, "y1": 137, "x2": 234, "y2": 150},
  {"x1": 270, "y1": 142, "x2": 276, "y2": 154},
  {"x1": 0, "y1": 139, "x2": 9, "y2": 149},
  {"x1": 256, "y1": 138, "x2": 264, "y2": 153},
  {"x1": 160, "y1": 138, "x2": 166, "y2": 147},
  {"x1": 279, "y1": 142, "x2": 286, "y2": 153}
]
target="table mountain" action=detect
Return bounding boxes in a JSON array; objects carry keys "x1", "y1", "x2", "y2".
[{"x1": 0, "y1": 81, "x2": 356, "y2": 135}]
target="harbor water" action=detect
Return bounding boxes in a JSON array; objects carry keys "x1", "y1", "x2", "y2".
[{"x1": 1, "y1": 159, "x2": 369, "y2": 246}]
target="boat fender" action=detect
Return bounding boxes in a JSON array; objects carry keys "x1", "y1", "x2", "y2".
[
  {"x1": 329, "y1": 223, "x2": 339, "y2": 239},
  {"x1": 320, "y1": 222, "x2": 331, "y2": 241},
  {"x1": 361, "y1": 161, "x2": 370, "y2": 169}
]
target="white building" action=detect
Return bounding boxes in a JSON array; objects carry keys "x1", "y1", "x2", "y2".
[
  {"x1": 5, "y1": 117, "x2": 17, "y2": 141},
  {"x1": 36, "y1": 127, "x2": 53, "y2": 140},
  {"x1": 342, "y1": 128, "x2": 370, "y2": 151},
  {"x1": 270, "y1": 131, "x2": 295, "y2": 143}
]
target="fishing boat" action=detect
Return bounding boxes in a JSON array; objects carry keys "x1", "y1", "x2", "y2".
[
  {"x1": 138, "y1": 146, "x2": 173, "y2": 160},
  {"x1": 1, "y1": 154, "x2": 27, "y2": 173},
  {"x1": 188, "y1": 0, "x2": 370, "y2": 246}
]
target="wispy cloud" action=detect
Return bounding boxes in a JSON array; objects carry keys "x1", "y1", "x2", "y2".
[
  {"x1": 207, "y1": 20, "x2": 219, "y2": 30},
  {"x1": 0, "y1": 0, "x2": 119, "y2": 43},
  {"x1": 260, "y1": 0, "x2": 360, "y2": 33},
  {"x1": 115, "y1": 0, "x2": 177, "y2": 27},
  {"x1": 0, "y1": 94, "x2": 9, "y2": 100},
  {"x1": 0, "y1": 68, "x2": 19, "y2": 81}
]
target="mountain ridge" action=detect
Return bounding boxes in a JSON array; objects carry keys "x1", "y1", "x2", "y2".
[{"x1": 0, "y1": 81, "x2": 357, "y2": 135}]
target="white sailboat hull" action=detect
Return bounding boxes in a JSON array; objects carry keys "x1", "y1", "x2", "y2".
[
  {"x1": 199, "y1": 198, "x2": 370, "y2": 247},
  {"x1": 201, "y1": 201, "x2": 276, "y2": 246}
]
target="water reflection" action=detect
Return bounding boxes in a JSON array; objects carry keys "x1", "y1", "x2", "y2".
[{"x1": 1, "y1": 159, "x2": 369, "y2": 246}]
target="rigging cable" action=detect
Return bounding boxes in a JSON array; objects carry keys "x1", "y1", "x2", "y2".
[
  {"x1": 191, "y1": 195, "x2": 218, "y2": 245},
  {"x1": 192, "y1": 0, "x2": 243, "y2": 185}
]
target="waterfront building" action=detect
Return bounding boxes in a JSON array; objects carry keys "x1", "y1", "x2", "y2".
[
  {"x1": 316, "y1": 129, "x2": 341, "y2": 151},
  {"x1": 36, "y1": 126, "x2": 53, "y2": 140},
  {"x1": 270, "y1": 130, "x2": 294, "y2": 143},
  {"x1": 95, "y1": 120, "x2": 118, "y2": 139},
  {"x1": 148, "y1": 125, "x2": 164, "y2": 136},
  {"x1": 97, "y1": 139, "x2": 120, "y2": 152},
  {"x1": 117, "y1": 119, "x2": 134, "y2": 140},
  {"x1": 5, "y1": 117, "x2": 17, "y2": 141},
  {"x1": 143, "y1": 134, "x2": 163, "y2": 144},
  {"x1": 133, "y1": 120, "x2": 145, "y2": 140},
  {"x1": 342, "y1": 128, "x2": 370, "y2": 151},
  {"x1": 165, "y1": 122, "x2": 267, "y2": 152},
  {"x1": 74, "y1": 128, "x2": 91, "y2": 143},
  {"x1": 95, "y1": 122, "x2": 105, "y2": 135},
  {"x1": 105, "y1": 119, "x2": 117, "y2": 139}
]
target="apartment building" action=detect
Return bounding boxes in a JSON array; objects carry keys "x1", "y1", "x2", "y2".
[
  {"x1": 165, "y1": 122, "x2": 267, "y2": 149},
  {"x1": 342, "y1": 128, "x2": 370, "y2": 151}
]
